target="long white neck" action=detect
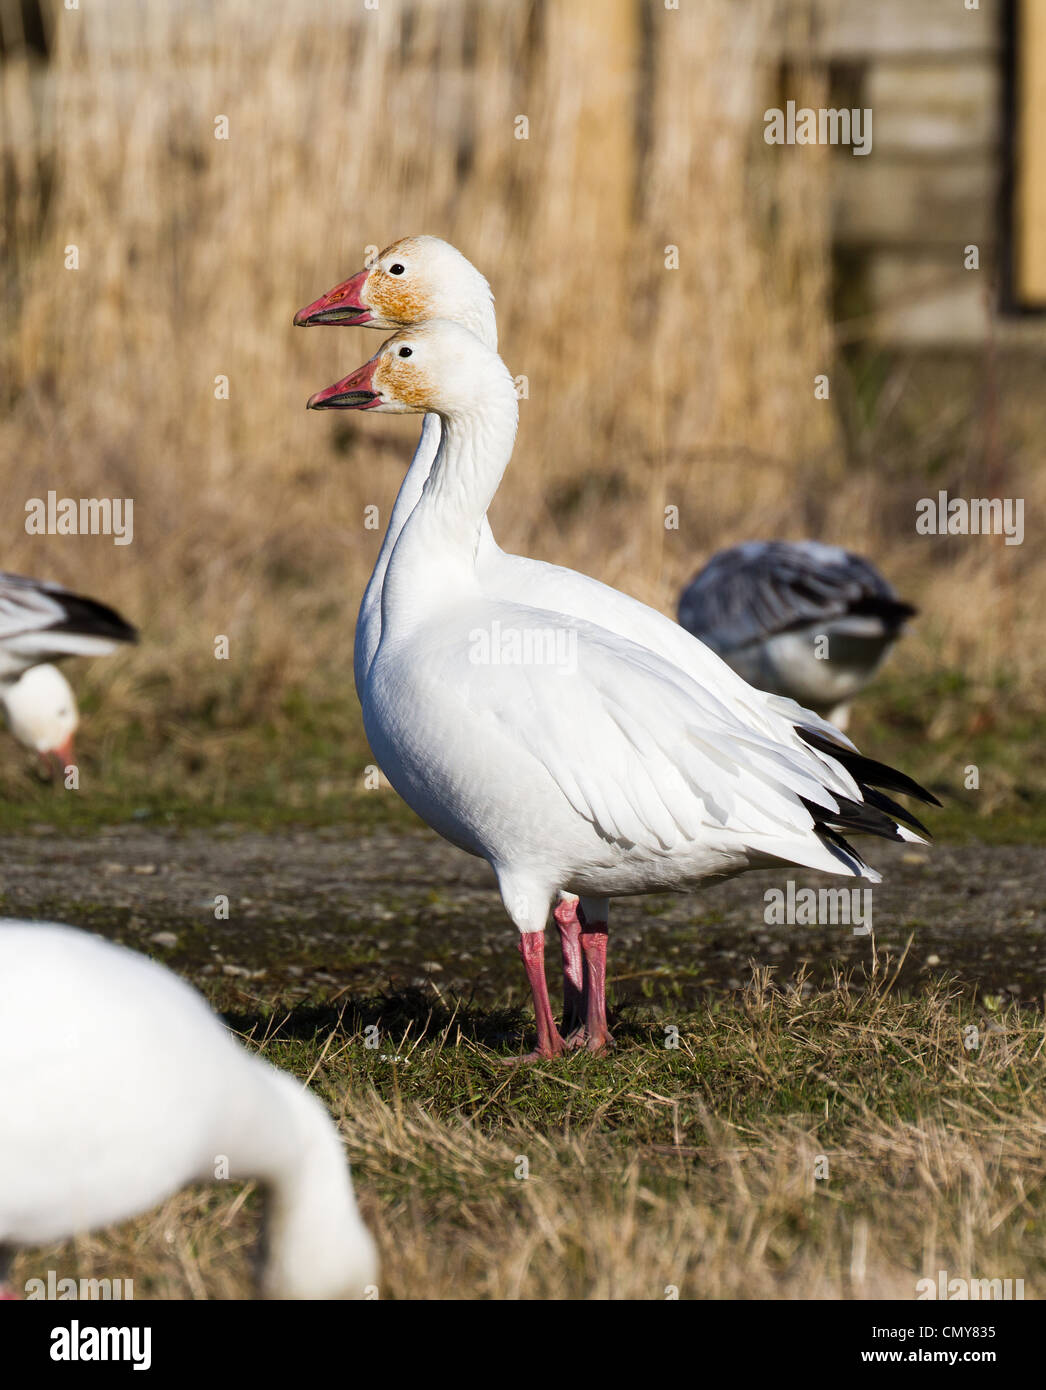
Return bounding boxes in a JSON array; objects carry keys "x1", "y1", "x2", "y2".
[
  {"x1": 353, "y1": 413, "x2": 442, "y2": 694},
  {"x1": 251, "y1": 1067, "x2": 377, "y2": 1299},
  {"x1": 354, "y1": 303, "x2": 501, "y2": 693},
  {"x1": 381, "y1": 384, "x2": 519, "y2": 630}
]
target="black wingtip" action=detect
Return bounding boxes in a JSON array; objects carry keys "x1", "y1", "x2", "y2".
[
  {"x1": 48, "y1": 590, "x2": 138, "y2": 647},
  {"x1": 802, "y1": 793, "x2": 910, "y2": 847},
  {"x1": 849, "y1": 594, "x2": 918, "y2": 630},
  {"x1": 861, "y1": 785, "x2": 932, "y2": 838},
  {"x1": 816, "y1": 824, "x2": 873, "y2": 875},
  {"x1": 797, "y1": 726, "x2": 942, "y2": 807}
]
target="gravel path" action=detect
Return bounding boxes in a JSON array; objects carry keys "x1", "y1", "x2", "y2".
[{"x1": 1, "y1": 827, "x2": 1043, "y2": 1009}]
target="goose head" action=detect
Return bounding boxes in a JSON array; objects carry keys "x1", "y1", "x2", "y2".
[
  {"x1": 307, "y1": 320, "x2": 514, "y2": 420},
  {"x1": 294, "y1": 236, "x2": 497, "y2": 350},
  {"x1": 1, "y1": 664, "x2": 78, "y2": 774}
]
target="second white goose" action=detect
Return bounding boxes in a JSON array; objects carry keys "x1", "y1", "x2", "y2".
[
  {"x1": 297, "y1": 236, "x2": 899, "y2": 1042},
  {"x1": 308, "y1": 322, "x2": 936, "y2": 1060}
]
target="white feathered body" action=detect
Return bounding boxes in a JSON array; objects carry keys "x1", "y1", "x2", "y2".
[{"x1": 0, "y1": 922, "x2": 376, "y2": 1298}]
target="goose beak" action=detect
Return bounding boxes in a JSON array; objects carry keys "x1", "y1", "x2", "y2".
[
  {"x1": 47, "y1": 735, "x2": 75, "y2": 778},
  {"x1": 294, "y1": 269, "x2": 372, "y2": 326},
  {"x1": 307, "y1": 358, "x2": 381, "y2": 410}
]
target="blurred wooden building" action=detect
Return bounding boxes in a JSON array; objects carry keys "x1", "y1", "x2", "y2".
[
  {"x1": 3, "y1": 0, "x2": 1042, "y2": 350},
  {"x1": 804, "y1": 0, "x2": 1045, "y2": 345}
]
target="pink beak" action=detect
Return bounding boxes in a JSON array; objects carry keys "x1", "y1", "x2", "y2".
[
  {"x1": 47, "y1": 735, "x2": 75, "y2": 778},
  {"x1": 307, "y1": 357, "x2": 382, "y2": 410},
  {"x1": 294, "y1": 268, "x2": 372, "y2": 327}
]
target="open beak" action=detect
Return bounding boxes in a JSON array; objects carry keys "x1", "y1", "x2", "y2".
[
  {"x1": 294, "y1": 269, "x2": 372, "y2": 327},
  {"x1": 307, "y1": 357, "x2": 382, "y2": 410}
]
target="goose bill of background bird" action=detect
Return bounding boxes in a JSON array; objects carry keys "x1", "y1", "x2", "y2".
[
  {"x1": 678, "y1": 541, "x2": 917, "y2": 731},
  {"x1": 0, "y1": 922, "x2": 377, "y2": 1299},
  {"x1": 296, "y1": 236, "x2": 911, "y2": 1045},
  {"x1": 307, "y1": 321, "x2": 937, "y2": 1061}
]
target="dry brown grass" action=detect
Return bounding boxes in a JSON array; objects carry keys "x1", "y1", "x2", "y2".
[
  {"x1": 1, "y1": 0, "x2": 1040, "y2": 763},
  {"x1": 10, "y1": 968, "x2": 1046, "y2": 1299}
]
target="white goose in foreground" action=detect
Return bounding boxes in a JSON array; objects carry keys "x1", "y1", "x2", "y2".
[
  {"x1": 297, "y1": 235, "x2": 919, "y2": 1042},
  {"x1": 678, "y1": 541, "x2": 917, "y2": 731},
  {"x1": 307, "y1": 322, "x2": 936, "y2": 1060},
  {"x1": 0, "y1": 572, "x2": 137, "y2": 771},
  {"x1": 0, "y1": 922, "x2": 377, "y2": 1299}
]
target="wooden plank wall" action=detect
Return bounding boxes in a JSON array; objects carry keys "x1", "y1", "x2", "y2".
[{"x1": 790, "y1": 0, "x2": 1045, "y2": 345}]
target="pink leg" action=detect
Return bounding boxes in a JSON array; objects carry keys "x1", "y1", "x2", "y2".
[
  {"x1": 501, "y1": 930, "x2": 566, "y2": 1064},
  {"x1": 553, "y1": 897, "x2": 587, "y2": 1037},
  {"x1": 579, "y1": 920, "x2": 613, "y2": 1052}
]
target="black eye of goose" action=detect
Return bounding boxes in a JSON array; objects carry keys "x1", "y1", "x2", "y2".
[
  {"x1": 398, "y1": 346, "x2": 413, "y2": 358},
  {"x1": 388, "y1": 263, "x2": 405, "y2": 275}
]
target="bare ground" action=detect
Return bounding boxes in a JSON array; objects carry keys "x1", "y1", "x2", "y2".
[
  {"x1": 7, "y1": 826, "x2": 1046, "y2": 1302},
  {"x1": 3, "y1": 827, "x2": 1044, "y2": 1014}
]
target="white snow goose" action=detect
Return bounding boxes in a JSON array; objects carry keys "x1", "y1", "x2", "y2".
[
  {"x1": 307, "y1": 321, "x2": 937, "y2": 1061},
  {"x1": 0, "y1": 921, "x2": 377, "y2": 1299},
  {"x1": 296, "y1": 236, "x2": 918, "y2": 1043},
  {"x1": 678, "y1": 541, "x2": 917, "y2": 730},
  {"x1": 0, "y1": 572, "x2": 137, "y2": 772},
  {"x1": 1, "y1": 665, "x2": 79, "y2": 774}
]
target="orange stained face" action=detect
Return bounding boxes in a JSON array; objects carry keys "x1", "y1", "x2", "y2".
[
  {"x1": 363, "y1": 239, "x2": 435, "y2": 325},
  {"x1": 307, "y1": 321, "x2": 478, "y2": 415},
  {"x1": 371, "y1": 331, "x2": 435, "y2": 410}
]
